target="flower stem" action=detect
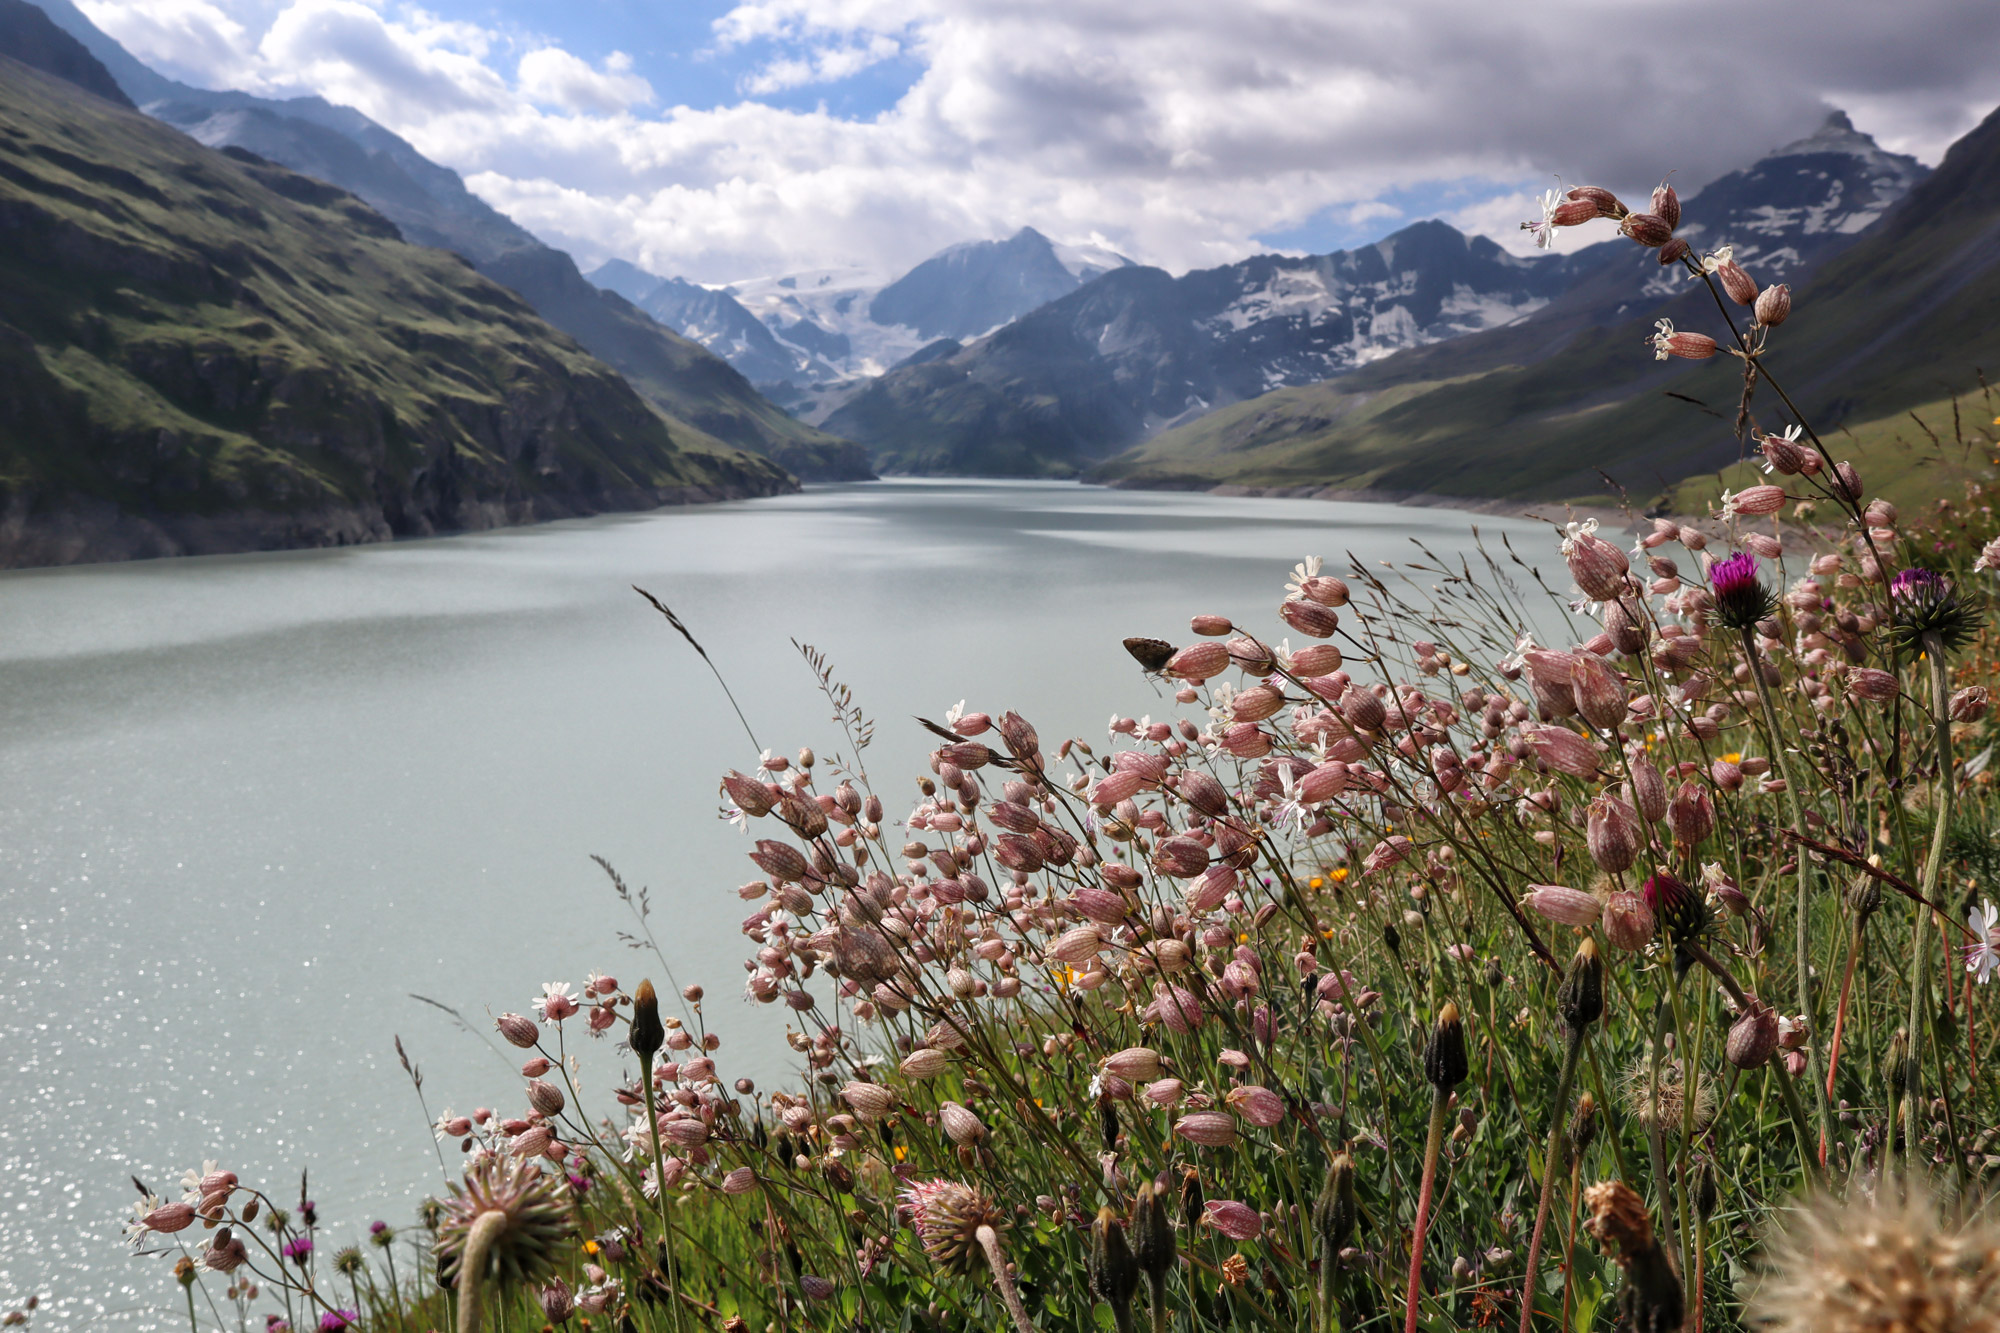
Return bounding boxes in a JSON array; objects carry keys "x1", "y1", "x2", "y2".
[
  {"x1": 1740, "y1": 625, "x2": 1833, "y2": 1166},
  {"x1": 1403, "y1": 1086, "x2": 1452, "y2": 1333},
  {"x1": 454, "y1": 1210, "x2": 508, "y2": 1333},
  {"x1": 639, "y1": 1052, "x2": 685, "y2": 1333},
  {"x1": 1518, "y1": 1025, "x2": 1585, "y2": 1333},
  {"x1": 977, "y1": 1224, "x2": 1037, "y2": 1333},
  {"x1": 1904, "y1": 632, "x2": 1954, "y2": 1179}
]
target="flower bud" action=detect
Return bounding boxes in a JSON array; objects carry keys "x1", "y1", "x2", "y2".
[
  {"x1": 1190, "y1": 614, "x2": 1233, "y2": 636},
  {"x1": 1566, "y1": 532, "x2": 1630, "y2": 603},
  {"x1": 629, "y1": 980, "x2": 664, "y2": 1060},
  {"x1": 1760, "y1": 433, "x2": 1806, "y2": 474},
  {"x1": 842, "y1": 1081, "x2": 895, "y2": 1121},
  {"x1": 1312, "y1": 1153, "x2": 1358, "y2": 1257},
  {"x1": 1570, "y1": 652, "x2": 1628, "y2": 731},
  {"x1": 1586, "y1": 796, "x2": 1642, "y2": 874},
  {"x1": 1630, "y1": 757, "x2": 1668, "y2": 822},
  {"x1": 1605, "y1": 598, "x2": 1649, "y2": 655},
  {"x1": 1621, "y1": 212, "x2": 1674, "y2": 247},
  {"x1": 1528, "y1": 725, "x2": 1600, "y2": 779},
  {"x1": 1166, "y1": 642, "x2": 1229, "y2": 681},
  {"x1": 1203, "y1": 1200, "x2": 1263, "y2": 1240},
  {"x1": 1225, "y1": 1085, "x2": 1286, "y2": 1128},
  {"x1": 1174, "y1": 1111, "x2": 1238, "y2": 1148},
  {"x1": 1726, "y1": 1001, "x2": 1779, "y2": 1068},
  {"x1": 1833, "y1": 461, "x2": 1863, "y2": 500},
  {"x1": 1603, "y1": 890, "x2": 1655, "y2": 951},
  {"x1": 496, "y1": 1013, "x2": 540, "y2": 1049},
  {"x1": 721, "y1": 771, "x2": 774, "y2": 817},
  {"x1": 1089, "y1": 1206, "x2": 1141, "y2": 1316},
  {"x1": 1716, "y1": 259, "x2": 1758, "y2": 306},
  {"x1": 938, "y1": 1101, "x2": 986, "y2": 1145},
  {"x1": 1132, "y1": 1182, "x2": 1176, "y2": 1281},
  {"x1": 1558, "y1": 938, "x2": 1605, "y2": 1030},
  {"x1": 1667, "y1": 781, "x2": 1714, "y2": 845},
  {"x1": 1568, "y1": 185, "x2": 1625, "y2": 216},
  {"x1": 1754, "y1": 283, "x2": 1791, "y2": 327},
  {"x1": 1525, "y1": 885, "x2": 1602, "y2": 928},
  {"x1": 1281, "y1": 599, "x2": 1340, "y2": 639},
  {"x1": 1658, "y1": 237, "x2": 1690, "y2": 265},
  {"x1": 1650, "y1": 182, "x2": 1680, "y2": 229},
  {"x1": 1423, "y1": 1002, "x2": 1468, "y2": 1091},
  {"x1": 900, "y1": 1047, "x2": 949, "y2": 1078},
  {"x1": 526, "y1": 1080, "x2": 565, "y2": 1117}
]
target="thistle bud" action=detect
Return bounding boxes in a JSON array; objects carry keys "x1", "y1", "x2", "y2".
[
  {"x1": 1558, "y1": 938, "x2": 1605, "y2": 1031},
  {"x1": 1423, "y1": 1002, "x2": 1468, "y2": 1091},
  {"x1": 1312, "y1": 1153, "x2": 1358, "y2": 1257},
  {"x1": 1089, "y1": 1206, "x2": 1141, "y2": 1318},
  {"x1": 1642, "y1": 871, "x2": 1707, "y2": 942},
  {"x1": 630, "y1": 981, "x2": 665, "y2": 1060},
  {"x1": 1131, "y1": 1181, "x2": 1176, "y2": 1282},
  {"x1": 1754, "y1": 283, "x2": 1791, "y2": 327},
  {"x1": 1650, "y1": 182, "x2": 1680, "y2": 229},
  {"x1": 1586, "y1": 795, "x2": 1643, "y2": 874},
  {"x1": 1726, "y1": 1000, "x2": 1779, "y2": 1069},
  {"x1": 1716, "y1": 259, "x2": 1758, "y2": 306},
  {"x1": 1621, "y1": 212, "x2": 1674, "y2": 247}
]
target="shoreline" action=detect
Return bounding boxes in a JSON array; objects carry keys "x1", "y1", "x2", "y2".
[{"x1": 1102, "y1": 476, "x2": 1655, "y2": 535}]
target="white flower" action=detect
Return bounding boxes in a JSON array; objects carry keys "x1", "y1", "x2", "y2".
[
  {"x1": 124, "y1": 1194, "x2": 166, "y2": 1247},
  {"x1": 1521, "y1": 187, "x2": 1562, "y2": 250},
  {"x1": 1698, "y1": 244, "x2": 1736, "y2": 276},
  {"x1": 1559, "y1": 517, "x2": 1600, "y2": 557},
  {"x1": 1285, "y1": 556, "x2": 1323, "y2": 599},
  {"x1": 1087, "y1": 1071, "x2": 1106, "y2": 1100},
  {"x1": 1966, "y1": 900, "x2": 2000, "y2": 984},
  {"x1": 944, "y1": 700, "x2": 966, "y2": 727},
  {"x1": 1269, "y1": 766, "x2": 1309, "y2": 833},
  {"x1": 1651, "y1": 318, "x2": 1677, "y2": 361},
  {"x1": 178, "y1": 1159, "x2": 221, "y2": 1202},
  {"x1": 534, "y1": 981, "x2": 579, "y2": 1021},
  {"x1": 1498, "y1": 632, "x2": 1537, "y2": 674},
  {"x1": 1975, "y1": 538, "x2": 2000, "y2": 574}
]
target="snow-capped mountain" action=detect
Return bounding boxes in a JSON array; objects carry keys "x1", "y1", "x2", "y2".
[
  {"x1": 587, "y1": 228, "x2": 1136, "y2": 389},
  {"x1": 1632, "y1": 111, "x2": 1925, "y2": 300}
]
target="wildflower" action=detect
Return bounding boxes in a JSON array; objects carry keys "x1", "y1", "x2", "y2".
[
  {"x1": 1563, "y1": 518, "x2": 1630, "y2": 602},
  {"x1": 282, "y1": 1235, "x2": 313, "y2": 1265},
  {"x1": 496, "y1": 1013, "x2": 539, "y2": 1049},
  {"x1": 1749, "y1": 1186, "x2": 2000, "y2": 1333},
  {"x1": 1721, "y1": 485, "x2": 1787, "y2": 518},
  {"x1": 1521, "y1": 187, "x2": 1564, "y2": 250},
  {"x1": 1888, "y1": 567, "x2": 1983, "y2": 653},
  {"x1": 1966, "y1": 901, "x2": 2000, "y2": 984},
  {"x1": 1524, "y1": 885, "x2": 1602, "y2": 928},
  {"x1": 1643, "y1": 870, "x2": 1707, "y2": 942},
  {"x1": 1707, "y1": 550, "x2": 1778, "y2": 631},
  {"x1": 317, "y1": 1311, "x2": 357, "y2": 1331},
  {"x1": 1973, "y1": 537, "x2": 2000, "y2": 573},
  {"x1": 1174, "y1": 1112, "x2": 1239, "y2": 1148},
  {"x1": 1755, "y1": 282, "x2": 1792, "y2": 326},
  {"x1": 902, "y1": 1179, "x2": 1004, "y2": 1276},
  {"x1": 1651, "y1": 318, "x2": 1716, "y2": 360},
  {"x1": 1621, "y1": 211, "x2": 1674, "y2": 247},
  {"x1": 1727, "y1": 1000, "x2": 1780, "y2": 1068},
  {"x1": 1759, "y1": 425, "x2": 1808, "y2": 474},
  {"x1": 1602, "y1": 890, "x2": 1655, "y2": 951},
  {"x1": 1203, "y1": 1200, "x2": 1264, "y2": 1241},
  {"x1": 938, "y1": 1102, "x2": 986, "y2": 1146},
  {"x1": 434, "y1": 1155, "x2": 571, "y2": 1292}
]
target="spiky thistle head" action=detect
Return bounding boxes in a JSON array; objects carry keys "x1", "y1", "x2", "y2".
[
  {"x1": 1889, "y1": 567, "x2": 1983, "y2": 654},
  {"x1": 1749, "y1": 1187, "x2": 2000, "y2": 1333},
  {"x1": 1642, "y1": 871, "x2": 1709, "y2": 943},
  {"x1": 901, "y1": 1179, "x2": 1004, "y2": 1277},
  {"x1": 433, "y1": 1156, "x2": 571, "y2": 1291},
  {"x1": 332, "y1": 1245, "x2": 365, "y2": 1277},
  {"x1": 1710, "y1": 551, "x2": 1778, "y2": 631}
]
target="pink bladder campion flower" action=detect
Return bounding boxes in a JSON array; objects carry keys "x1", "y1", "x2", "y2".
[{"x1": 1203, "y1": 1200, "x2": 1263, "y2": 1240}]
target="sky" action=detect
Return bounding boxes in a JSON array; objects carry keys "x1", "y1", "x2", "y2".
[{"x1": 74, "y1": 0, "x2": 2000, "y2": 285}]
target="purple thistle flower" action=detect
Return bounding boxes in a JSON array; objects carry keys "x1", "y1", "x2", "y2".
[
  {"x1": 317, "y1": 1312, "x2": 357, "y2": 1332},
  {"x1": 282, "y1": 1235, "x2": 313, "y2": 1264},
  {"x1": 1708, "y1": 551, "x2": 1775, "y2": 630},
  {"x1": 1890, "y1": 567, "x2": 1943, "y2": 599}
]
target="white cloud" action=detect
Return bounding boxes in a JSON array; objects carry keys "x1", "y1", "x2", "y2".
[
  {"x1": 518, "y1": 48, "x2": 655, "y2": 114},
  {"x1": 82, "y1": 0, "x2": 2000, "y2": 284}
]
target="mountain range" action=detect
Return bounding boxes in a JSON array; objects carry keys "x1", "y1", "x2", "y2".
[
  {"x1": 1096, "y1": 111, "x2": 1978, "y2": 505},
  {"x1": 0, "y1": 34, "x2": 795, "y2": 565},
  {"x1": 23, "y1": 0, "x2": 872, "y2": 483},
  {"x1": 586, "y1": 228, "x2": 1134, "y2": 396}
]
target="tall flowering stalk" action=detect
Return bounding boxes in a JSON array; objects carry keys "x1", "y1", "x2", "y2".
[
  {"x1": 1404, "y1": 1003, "x2": 1465, "y2": 1333},
  {"x1": 1518, "y1": 941, "x2": 1602, "y2": 1333}
]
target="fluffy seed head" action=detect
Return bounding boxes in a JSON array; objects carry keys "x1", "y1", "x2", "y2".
[
  {"x1": 902, "y1": 1180, "x2": 1004, "y2": 1277},
  {"x1": 1749, "y1": 1187, "x2": 2000, "y2": 1333}
]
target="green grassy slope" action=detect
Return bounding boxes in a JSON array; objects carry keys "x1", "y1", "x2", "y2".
[
  {"x1": 0, "y1": 57, "x2": 794, "y2": 565},
  {"x1": 1097, "y1": 105, "x2": 2000, "y2": 508}
]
